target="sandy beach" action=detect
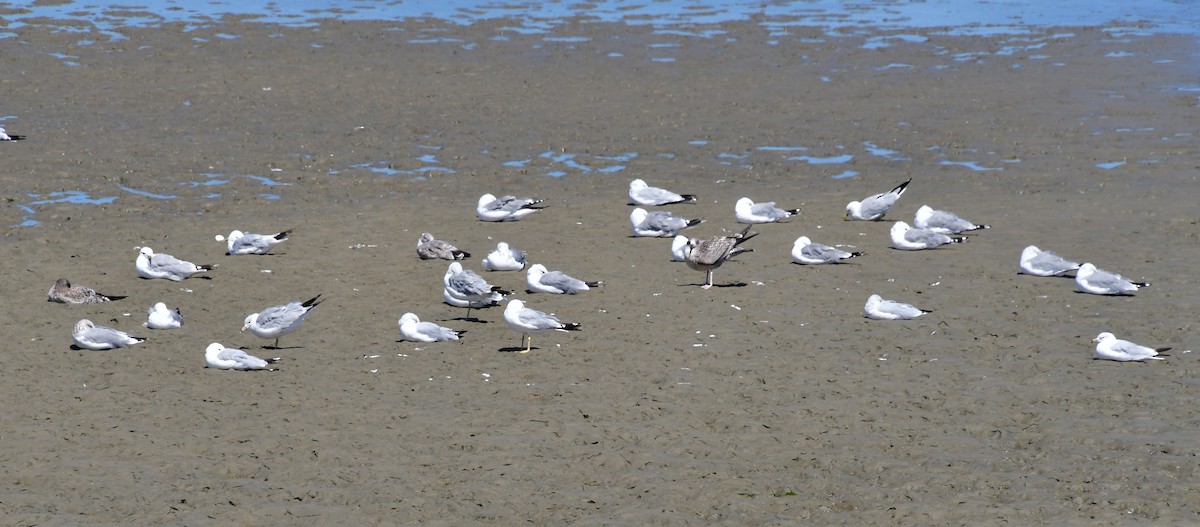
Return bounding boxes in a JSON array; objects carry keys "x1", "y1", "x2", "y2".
[{"x1": 1, "y1": 13, "x2": 1198, "y2": 525}]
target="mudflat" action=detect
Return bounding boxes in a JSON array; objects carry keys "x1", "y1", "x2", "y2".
[{"x1": 1, "y1": 15, "x2": 1197, "y2": 525}]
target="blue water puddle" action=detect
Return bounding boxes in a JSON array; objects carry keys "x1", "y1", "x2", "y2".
[
  {"x1": 939, "y1": 160, "x2": 1003, "y2": 172},
  {"x1": 119, "y1": 185, "x2": 177, "y2": 199},
  {"x1": 258, "y1": 193, "x2": 282, "y2": 200},
  {"x1": 789, "y1": 154, "x2": 855, "y2": 165},
  {"x1": 863, "y1": 142, "x2": 910, "y2": 161},
  {"x1": 244, "y1": 174, "x2": 288, "y2": 186},
  {"x1": 1096, "y1": 161, "x2": 1126, "y2": 170},
  {"x1": 831, "y1": 170, "x2": 860, "y2": 180},
  {"x1": 504, "y1": 159, "x2": 532, "y2": 168},
  {"x1": 17, "y1": 190, "x2": 119, "y2": 227},
  {"x1": 757, "y1": 146, "x2": 807, "y2": 152}
]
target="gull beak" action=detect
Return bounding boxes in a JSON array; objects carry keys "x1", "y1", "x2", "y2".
[{"x1": 843, "y1": 212, "x2": 850, "y2": 221}]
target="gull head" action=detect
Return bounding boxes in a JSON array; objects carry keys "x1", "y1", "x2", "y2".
[
  {"x1": 629, "y1": 179, "x2": 647, "y2": 192},
  {"x1": 138, "y1": 247, "x2": 155, "y2": 257},
  {"x1": 844, "y1": 201, "x2": 861, "y2": 220},
  {"x1": 477, "y1": 194, "x2": 497, "y2": 208},
  {"x1": 399, "y1": 312, "x2": 419, "y2": 326},
  {"x1": 241, "y1": 313, "x2": 258, "y2": 331},
  {"x1": 793, "y1": 236, "x2": 812, "y2": 248},
  {"x1": 629, "y1": 207, "x2": 648, "y2": 225},
  {"x1": 1093, "y1": 331, "x2": 1116, "y2": 343}
]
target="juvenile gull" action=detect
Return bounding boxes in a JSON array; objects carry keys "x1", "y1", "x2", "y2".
[
  {"x1": 526, "y1": 264, "x2": 602, "y2": 294},
  {"x1": 503, "y1": 299, "x2": 581, "y2": 353},
  {"x1": 242, "y1": 294, "x2": 323, "y2": 348},
  {"x1": 72, "y1": 319, "x2": 145, "y2": 350},
  {"x1": 135, "y1": 247, "x2": 216, "y2": 281},
  {"x1": 398, "y1": 312, "x2": 464, "y2": 343},
  {"x1": 889, "y1": 221, "x2": 966, "y2": 250},
  {"x1": 630, "y1": 207, "x2": 703, "y2": 237},
  {"x1": 683, "y1": 225, "x2": 757, "y2": 289},
  {"x1": 476, "y1": 193, "x2": 545, "y2": 222},
  {"x1": 845, "y1": 179, "x2": 911, "y2": 221},
  {"x1": 628, "y1": 179, "x2": 696, "y2": 206},
  {"x1": 1075, "y1": 263, "x2": 1149, "y2": 296},
  {"x1": 482, "y1": 242, "x2": 526, "y2": 271},
  {"x1": 205, "y1": 342, "x2": 279, "y2": 370},
  {"x1": 226, "y1": 229, "x2": 291, "y2": 255},
  {"x1": 864, "y1": 294, "x2": 930, "y2": 320},
  {"x1": 417, "y1": 232, "x2": 470, "y2": 260},
  {"x1": 445, "y1": 262, "x2": 511, "y2": 318},
  {"x1": 0, "y1": 125, "x2": 25, "y2": 141},
  {"x1": 1092, "y1": 332, "x2": 1169, "y2": 362},
  {"x1": 1019, "y1": 245, "x2": 1081, "y2": 277},
  {"x1": 734, "y1": 197, "x2": 800, "y2": 224},
  {"x1": 144, "y1": 302, "x2": 183, "y2": 329},
  {"x1": 48, "y1": 278, "x2": 126, "y2": 304},
  {"x1": 913, "y1": 205, "x2": 989, "y2": 234},
  {"x1": 791, "y1": 236, "x2": 864, "y2": 265}
]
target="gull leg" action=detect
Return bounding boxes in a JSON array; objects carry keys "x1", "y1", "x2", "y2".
[
  {"x1": 701, "y1": 269, "x2": 714, "y2": 289},
  {"x1": 519, "y1": 334, "x2": 531, "y2": 354}
]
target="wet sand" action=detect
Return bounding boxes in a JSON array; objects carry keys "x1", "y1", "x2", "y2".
[{"x1": 1, "y1": 15, "x2": 1198, "y2": 525}]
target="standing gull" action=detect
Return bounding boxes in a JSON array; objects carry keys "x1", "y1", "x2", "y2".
[
  {"x1": 482, "y1": 242, "x2": 526, "y2": 271},
  {"x1": 0, "y1": 126, "x2": 25, "y2": 141},
  {"x1": 205, "y1": 342, "x2": 279, "y2": 370},
  {"x1": 734, "y1": 197, "x2": 800, "y2": 224},
  {"x1": 444, "y1": 262, "x2": 511, "y2": 318},
  {"x1": 683, "y1": 225, "x2": 757, "y2": 289},
  {"x1": 225, "y1": 229, "x2": 291, "y2": 255},
  {"x1": 630, "y1": 208, "x2": 703, "y2": 237},
  {"x1": 135, "y1": 247, "x2": 216, "y2": 281},
  {"x1": 1092, "y1": 332, "x2": 1169, "y2": 362},
  {"x1": 144, "y1": 302, "x2": 184, "y2": 329},
  {"x1": 526, "y1": 264, "x2": 602, "y2": 294},
  {"x1": 72, "y1": 319, "x2": 145, "y2": 350},
  {"x1": 845, "y1": 179, "x2": 911, "y2": 221},
  {"x1": 1074, "y1": 263, "x2": 1149, "y2": 296},
  {"x1": 1019, "y1": 245, "x2": 1081, "y2": 277},
  {"x1": 503, "y1": 299, "x2": 581, "y2": 353},
  {"x1": 398, "y1": 313, "x2": 464, "y2": 343},
  {"x1": 791, "y1": 236, "x2": 864, "y2": 265},
  {"x1": 864, "y1": 294, "x2": 930, "y2": 320},
  {"x1": 890, "y1": 221, "x2": 966, "y2": 250},
  {"x1": 417, "y1": 232, "x2": 470, "y2": 260},
  {"x1": 48, "y1": 278, "x2": 126, "y2": 304},
  {"x1": 628, "y1": 179, "x2": 696, "y2": 206},
  {"x1": 476, "y1": 193, "x2": 545, "y2": 222},
  {"x1": 913, "y1": 205, "x2": 989, "y2": 234},
  {"x1": 242, "y1": 294, "x2": 323, "y2": 348}
]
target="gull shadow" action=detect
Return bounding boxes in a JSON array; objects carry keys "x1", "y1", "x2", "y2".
[
  {"x1": 1073, "y1": 291, "x2": 1135, "y2": 297},
  {"x1": 1017, "y1": 273, "x2": 1076, "y2": 279},
  {"x1": 499, "y1": 346, "x2": 534, "y2": 353},
  {"x1": 451, "y1": 316, "x2": 489, "y2": 324},
  {"x1": 678, "y1": 282, "x2": 748, "y2": 288}
]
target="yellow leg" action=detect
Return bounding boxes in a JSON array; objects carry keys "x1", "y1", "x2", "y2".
[{"x1": 519, "y1": 334, "x2": 531, "y2": 353}]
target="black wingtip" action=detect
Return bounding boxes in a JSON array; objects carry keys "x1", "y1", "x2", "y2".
[
  {"x1": 787, "y1": 208, "x2": 801, "y2": 215},
  {"x1": 6, "y1": 135, "x2": 26, "y2": 141},
  {"x1": 104, "y1": 295, "x2": 128, "y2": 301},
  {"x1": 563, "y1": 322, "x2": 582, "y2": 331},
  {"x1": 679, "y1": 194, "x2": 698, "y2": 202},
  {"x1": 302, "y1": 294, "x2": 324, "y2": 308},
  {"x1": 1134, "y1": 282, "x2": 1151, "y2": 288},
  {"x1": 686, "y1": 218, "x2": 704, "y2": 228},
  {"x1": 274, "y1": 229, "x2": 293, "y2": 240}
]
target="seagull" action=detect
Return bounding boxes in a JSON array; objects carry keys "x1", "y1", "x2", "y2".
[
  {"x1": 913, "y1": 205, "x2": 989, "y2": 234},
  {"x1": 683, "y1": 225, "x2": 757, "y2": 289},
  {"x1": 526, "y1": 264, "x2": 602, "y2": 294},
  {"x1": 670, "y1": 235, "x2": 690, "y2": 262},
  {"x1": 1075, "y1": 263, "x2": 1149, "y2": 295},
  {"x1": 442, "y1": 287, "x2": 505, "y2": 309},
  {"x1": 734, "y1": 197, "x2": 800, "y2": 224},
  {"x1": 845, "y1": 179, "x2": 911, "y2": 221},
  {"x1": 1092, "y1": 332, "x2": 1169, "y2": 362},
  {"x1": 417, "y1": 232, "x2": 470, "y2": 260},
  {"x1": 226, "y1": 229, "x2": 291, "y2": 255},
  {"x1": 444, "y1": 262, "x2": 511, "y2": 318},
  {"x1": 47, "y1": 278, "x2": 126, "y2": 304},
  {"x1": 144, "y1": 302, "x2": 183, "y2": 329},
  {"x1": 482, "y1": 242, "x2": 526, "y2": 271},
  {"x1": 889, "y1": 221, "x2": 966, "y2": 250},
  {"x1": 135, "y1": 247, "x2": 216, "y2": 281},
  {"x1": 72, "y1": 319, "x2": 145, "y2": 350},
  {"x1": 791, "y1": 236, "x2": 864, "y2": 265},
  {"x1": 863, "y1": 294, "x2": 930, "y2": 320},
  {"x1": 1019, "y1": 245, "x2": 1081, "y2": 277},
  {"x1": 476, "y1": 193, "x2": 545, "y2": 222},
  {"x1": 630, "y1": 208, "x2": 703, "y2": 237},
  {"x1": 205, "y1": 342, "x2": 280, "y2": 370},
  {"x1": 503, "y1": 299, "x2": 581, "y2": 353},
  {"x1": 242, "y1": 295, "x2": 323, "y2": 348},
  {"x1": 0, "y1": 125, "x2": 25, "y2": 141},
  {"x1": 398, "y1": 312, "x2": 465, "y2": 343},
  {"x1": 628, "y1": 179, "x2": 696, "y2": 206}
]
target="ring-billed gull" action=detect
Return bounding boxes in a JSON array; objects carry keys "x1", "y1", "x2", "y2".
[
  {"x1": 205, "y1": 342, "x2": 279, "y2": 370},
  {"x1": 683, "y1": 225, "x2": 757, "y2": 289},
  {"x1": 417, "y1": 232, "x2": 470, "y2": 260},
  {"x1": 1019, "y1": 245, "x2": 1081, "y2": 277},
  {"x1": 630, "y1": 208, "x2": 703, "y2": 237},
  {"x1": 443, "y1": 287, "x2": 505, "y2": 309},
  {"x1": 734, "y1": 197, "x2": 800, "y2": 224},
  {"x1": 226, "y1": 229, "x2": 291, "y2": 255},
  {"x1": 913, "y1": 205, "x2": 989, "y2": 234},
  {"x1": 526, "y1": 264, "x2": 602, "y2": 294},
  {"x1": 890, "y1": 221, "x2": 966, "y2": 250},
  {"x1": 72, "y1": 319, "x2": 145, "y2": 350},
  {"x1": 791, "y1": 236, "x2": 864, "y2": 265},
  {"x1": 242, "y1": 294, "x2": 323, "y2": 348},
  {"x1": 503, "y1": 299, "x2": 581, "y2": 353},
  {"x1": 445, "y1": 262, "x2": 511, "y2": 318},
  {"x1": 0, "y1": 126, "x2": 25, "y2": 141},
  {"x1": 398, "y1": 312, "x2": 465, "y2": 343},
  {"x1": 144, "y1": 302, "x2": 183, "y2": 329},
  {"x1": 628, "y1": 179, "x2": 696, "y2": 206},
  {"x1": 864, "y1": 294, "x2": 930, "y2": 320},
  {"x1": 482, "y1": 242, "x2": 526, "y2": 271},
  {"x1": 1092, "y1": 332, "x2": 1169, "y2": 362},
  {"x1": 48, "y1": 278, "x2": 126, "y2": 304},
  {"x1": 845, "y1": 179, "x2": 911, "y2": 221},
  {"x1": 136, "y1": 247, "x2": 216, "y2": 281},
  {"x1": 1074, "y1": 263, "x2": 1149, "y2": 295},
  {"x1": 476, "y1": 193, "x2": 545, "y2": 222}
]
